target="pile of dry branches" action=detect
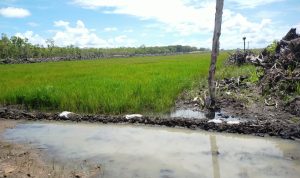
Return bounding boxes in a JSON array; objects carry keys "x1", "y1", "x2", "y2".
[
  {"x1": 227, "y1": 28, "x2": 300, "y2": 98},
  {"x1": 224, "y1": 28, "x2": 300, "y2": 115},
  {"x1": 249, "y1": 28, "x2": 300, "y2": 97},
  {"x1": 226, "y1": 50, "x2": 255, "y2": 66},
  {"x1": 217, "y1": 76, "x2": 249, "y2": 92}
]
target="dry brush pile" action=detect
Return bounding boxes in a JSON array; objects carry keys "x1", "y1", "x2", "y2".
[
  {"x1": 251, "y1": 28, "x2": 300, "y2": 96},
  {"x1": 227, "y1": 28, "x2": 300, "y2": 116}
]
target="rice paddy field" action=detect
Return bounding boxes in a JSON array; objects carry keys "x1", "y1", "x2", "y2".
[{"x1": 0, "y1": 53, "x2": 255, "y2": 114}]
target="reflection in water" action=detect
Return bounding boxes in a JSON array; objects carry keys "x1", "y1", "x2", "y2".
[
  {"x1": 3, "y1": 122, "x2": 300, "y2": 178},
  {"x1": 210, "y1": 135, "x2": 220, "y2": 178},
  {"x1": 170, "y1": 108, "x2": 243, "y2": 123},
  {"x1": 170, "y1": 108, "x2": 205, "y2": 118}
]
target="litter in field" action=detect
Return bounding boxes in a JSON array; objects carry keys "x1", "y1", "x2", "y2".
[
  {"x1": 59, "y1": 111, "x2": 73, "y2": 119},
  {"x1": 125, "y1": 114, "x2": 143, "y2": 119},
  {"x1": 227, "y1": 120, "x2": 240, "y2": 125},
  {"x1": 208, "y1": 118, "x2": 223, "y2": 124}
]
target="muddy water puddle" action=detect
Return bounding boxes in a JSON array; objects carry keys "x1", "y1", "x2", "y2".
[
  {"x1": 170, "y1": 108, "x2": 244, "y2": 123},
  {"x1": 170, "y1": 108, "x2": 206, "y2": 118},
  {"x1": 3, "y1": 122, "x2": 300, "y2": 178}
]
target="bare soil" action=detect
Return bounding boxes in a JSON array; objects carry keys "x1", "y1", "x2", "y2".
[{"x1": 0, "y1": 119, "x2": 58, "y2": 178}]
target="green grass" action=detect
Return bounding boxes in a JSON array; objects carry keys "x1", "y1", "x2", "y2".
[
  {"x1": 216, "y1": 64, "x2": 258, "y2": 81},
  {"x1": 0, "y1": 53, "x2": 232, "y2": 114}
]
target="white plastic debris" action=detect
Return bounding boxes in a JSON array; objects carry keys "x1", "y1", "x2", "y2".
[
  {"x1": 125, "y1": 114, "x2": 143, "y2": 119},
  {"x1": 225, "y1": 92, "x2": 232, "y2": 95},
  {"x1": 193, "y1": 97, "x2": 199, "y2": 102},
  {"x1": 208, "y1": 119, "x2": 223, "y2": 124},
  {"x1": 59, "y1": 111, "x2": 73, "y2": 118},
  {"x1": 226, "y1": 120, "x2": 240, "y2": 125}
]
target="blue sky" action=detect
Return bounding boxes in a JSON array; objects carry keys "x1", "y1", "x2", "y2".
[{"x1": 0, "y1": 0, "x2": 299, "y2": 49}]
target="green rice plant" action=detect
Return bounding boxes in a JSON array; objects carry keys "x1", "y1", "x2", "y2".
[{"x1": 0, "y1": 53, "x2": 228, "y2": 114}]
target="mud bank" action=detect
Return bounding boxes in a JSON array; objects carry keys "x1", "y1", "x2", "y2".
[{"x1": 1, "y1": 107, "x2": 300, "y2": 139}]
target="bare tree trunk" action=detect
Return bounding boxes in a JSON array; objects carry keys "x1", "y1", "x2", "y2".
[{"x1": 206, "y1": 0, "x2": 224, "y2": 118}]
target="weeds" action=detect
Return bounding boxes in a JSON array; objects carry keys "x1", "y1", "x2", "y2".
[
  {"x1": 216, "y1": 64, "x2": 257, "y2": 81},
  {"x1": 265, "y1": 40, "x2": 278, "y2": 55}
]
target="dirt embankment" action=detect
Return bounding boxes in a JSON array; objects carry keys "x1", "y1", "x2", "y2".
[
  {"x1": 1, "y1": 106, "x2": 300, "y2": 140},
  {"x1": 0, "y1": 119, "x2": 102, "y2": 178}
]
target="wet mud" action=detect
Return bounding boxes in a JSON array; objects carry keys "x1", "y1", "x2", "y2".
[{"x1": 1, "y1": 106, "x2": 300, "y2": 139}]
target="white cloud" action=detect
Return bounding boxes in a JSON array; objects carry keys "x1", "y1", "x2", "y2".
[
  {"x1": 72, "y1": 0, "x2": 216, "y2": 35},
  {"x1": 0, "y1": 7, "x2": 30, "y2": 18},
  {"x1": 54, "y1": 20, "x2": 70, "y2": 28},
  {"x1": 108, "y1": 35, "x2": 137, "y2": 47},
  {"x1": 52, "y1": 20, "x2": 109, "y2": 47},
  {"x1": 72, "y1": 0, "x2": 283, "y2": 49},
  {"x1": 228, "y1": 0, "x2": 284, "y2": 9},
  {"x1": 15, "y1": 31, "x2": 46, "y2": 46},
  {"x1": 295, "y1": 23, "x2": 300, "y2": 31},
  {"x1": 28, "y1": 22, "x2": 39, "y2": 27},
  {"x1": 16, "y1": 20, "x2": 137, "y2": 48},
  {"x1": 10, "y1": 0, "x2": 288, "y2": 49},
  {"x1": 70, "y1": 0, "x2": 276, "y2": 35},
  {"x1": 104, "y1": 27, "x2": 118, "y2": 32},
  {"x1": 50, "y1": 20, "x2": 136, "y2": 47},
  {"x1": 218, "y1": 8, "x2": 289, "y2": 49}
]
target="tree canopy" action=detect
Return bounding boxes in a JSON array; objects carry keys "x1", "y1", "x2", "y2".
[{"x1": 0, "y1": 33, "x2": 210, "y2": 62}]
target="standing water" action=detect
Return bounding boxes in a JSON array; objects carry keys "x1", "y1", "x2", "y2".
[
  {"x1": 170, "y1": 108, "x2": 244, "y2": 123},
  {"x1": 3, "y1": 122, "x2": 300, "y2": 178}
]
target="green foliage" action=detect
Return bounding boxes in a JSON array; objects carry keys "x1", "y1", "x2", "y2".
[
  {"x1": 296, "y1": 82, "x2": 300, "y2": 95},
  {"x1": 266, "y1": 40, "x2": 278, "y2": 55},
  {"x1": 248, "y1": 68, "x2": 264, "y2": 83},
  {"x1": 0, "y1": 53, "x2": 227, "y2": 114},
  {"x1": 216, "y1": 64, "x2": 256, "y2": 80},
  {"x1": 0, "y1": 33, "x2": 209, "y2": 61}
]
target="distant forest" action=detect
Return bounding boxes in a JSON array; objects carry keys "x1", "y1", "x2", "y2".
[{"x1": 0, "y1": 33, "x2": 210, "y2": 63}]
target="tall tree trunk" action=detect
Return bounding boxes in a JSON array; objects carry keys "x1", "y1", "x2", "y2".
[{"x1": 207, "y1": 0, "x2": 224, "y2": 118}]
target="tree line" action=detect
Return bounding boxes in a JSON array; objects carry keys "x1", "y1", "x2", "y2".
[{"x1": 0, "y1": 33, "x2": 210, "y2": 63}]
